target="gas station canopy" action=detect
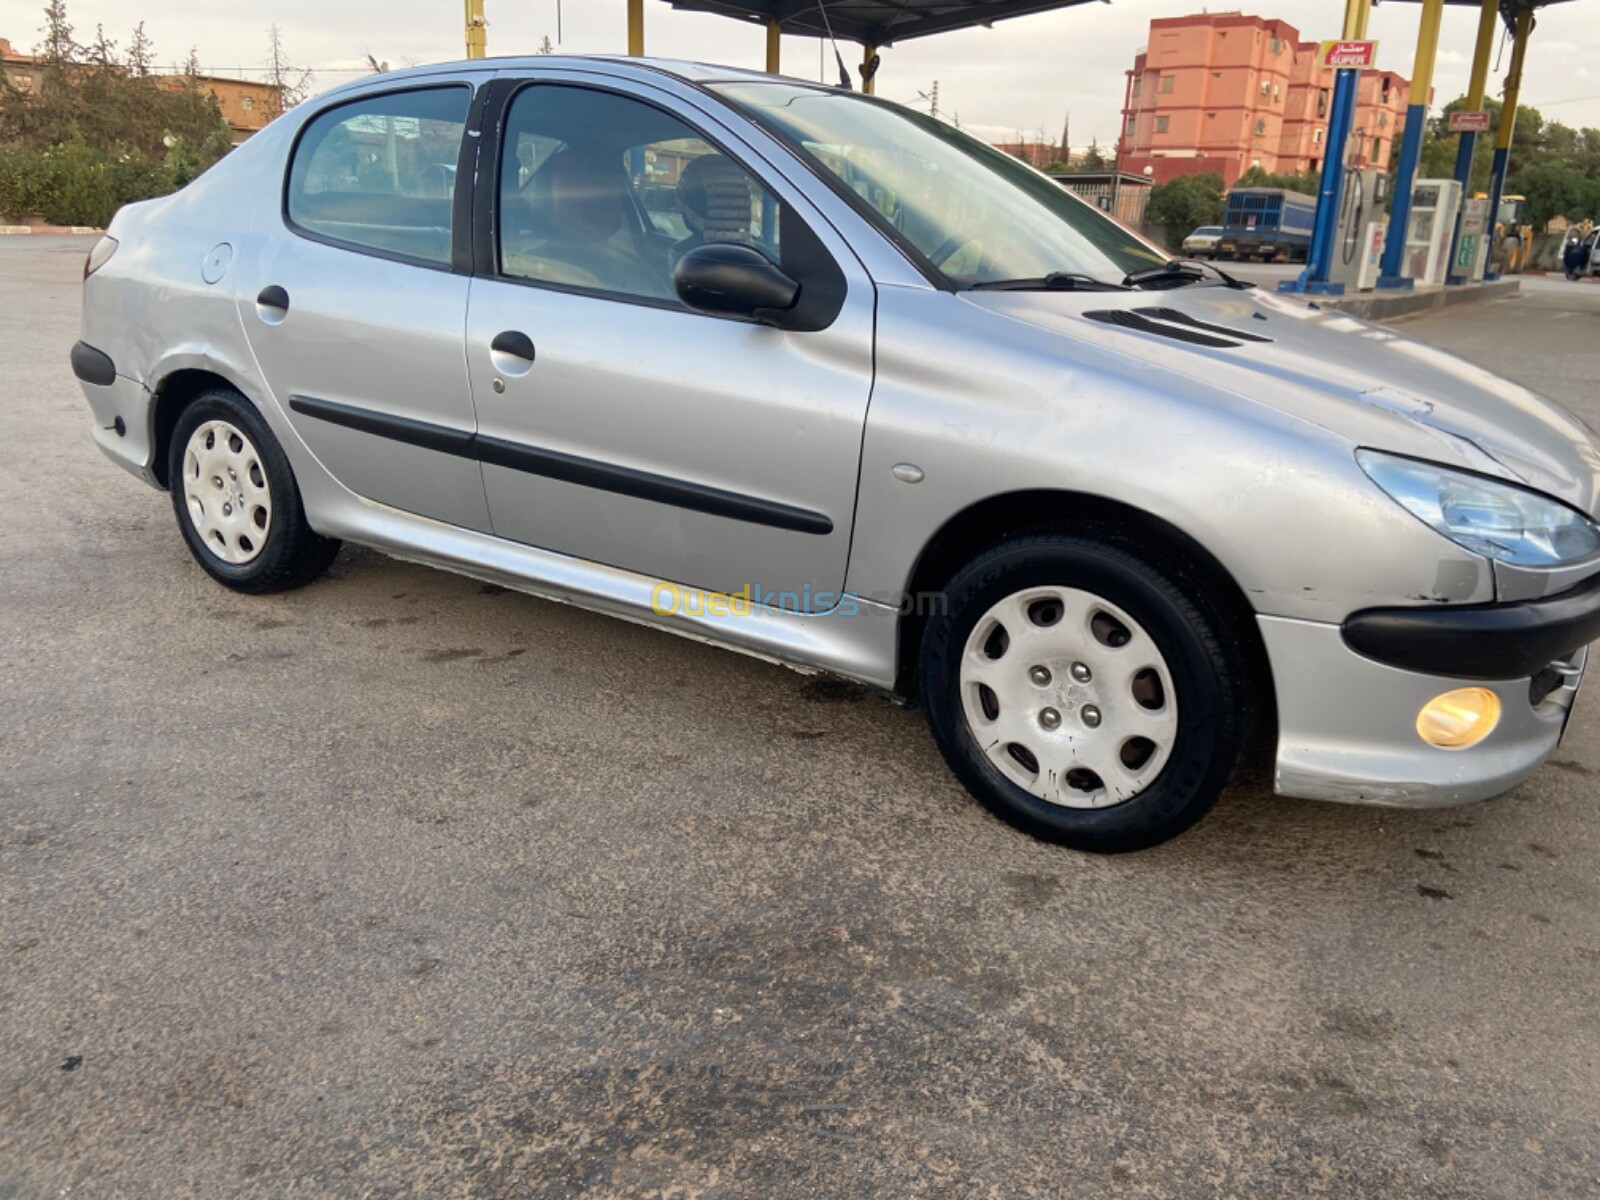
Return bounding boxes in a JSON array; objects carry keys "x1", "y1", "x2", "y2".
[{"x1": 659, "y1": 0, "x2": 1102, "y2": 47}]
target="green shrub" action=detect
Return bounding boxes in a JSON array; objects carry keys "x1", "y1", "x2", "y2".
[
  {"x1": 0, "y1": 132, "x2": 229, "y2": 228},
  {"x1": 0, "y1": 149, "x2": 53, "y2": 221}
]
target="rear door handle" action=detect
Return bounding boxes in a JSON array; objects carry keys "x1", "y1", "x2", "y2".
[{"x1": 256, "y1": 285, "x2": 289, "y2": 324}]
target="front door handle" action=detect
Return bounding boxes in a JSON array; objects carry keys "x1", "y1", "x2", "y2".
[
  {"x1": 490, "y1": 330, "x2": 536, "y2": 362},
  {"x1": 489, "y1": 329, "x2": 536, "y2": 380}
]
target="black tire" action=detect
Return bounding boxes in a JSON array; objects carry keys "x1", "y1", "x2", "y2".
[
  {"x1": 167, "y1": 387, "x2": 340, "y2": 593},
  {"x1": 919, "y1": 533, "x2": 1244, "y2": 853}
]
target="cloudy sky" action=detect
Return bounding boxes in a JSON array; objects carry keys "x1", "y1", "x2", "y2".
[{"x1": 3, "y1": 0, "x2": 1596, "y2": 146}]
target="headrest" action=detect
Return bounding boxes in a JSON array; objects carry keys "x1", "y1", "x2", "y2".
[
  {"x1": 527, "y1": 149, "x2": 627, "y2": 243},
  {"x1": 677, "y1": 155, "x2": 754, "y2": 241}
]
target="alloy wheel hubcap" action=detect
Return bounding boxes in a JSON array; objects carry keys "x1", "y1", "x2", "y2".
[
  {"x1": 182, "y1": 420, "x2": 271, "y2": 565},
  {"x1": 959, "y1": 586, "x2": 1178, "y2": 809}
]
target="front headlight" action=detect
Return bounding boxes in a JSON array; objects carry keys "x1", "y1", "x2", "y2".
[{"x1": 1358, "y1": 449, "x2": 1600, "y2": 567}]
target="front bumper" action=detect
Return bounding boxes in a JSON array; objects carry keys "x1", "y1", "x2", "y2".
[{"x1": 1260, "y1": 614, "x2": 1587, "y2": 808}]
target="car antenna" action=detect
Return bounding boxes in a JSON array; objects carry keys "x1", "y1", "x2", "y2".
[{"x1": 815, "y1": 1, "x2": 853, "y2": 90}]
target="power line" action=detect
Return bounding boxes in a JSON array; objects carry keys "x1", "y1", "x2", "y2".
[{"x1": 1526, "y1": 92, "x2": 1600, "y2": 108}]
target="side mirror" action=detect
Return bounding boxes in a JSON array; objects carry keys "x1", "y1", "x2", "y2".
[{"x1": 673, "y1": 243, "x2": 800, "y2": 325}]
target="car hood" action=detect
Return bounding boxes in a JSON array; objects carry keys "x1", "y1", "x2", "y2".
[{"x1": 965, "y1": 284, "x2": 1600, "y2": 515}]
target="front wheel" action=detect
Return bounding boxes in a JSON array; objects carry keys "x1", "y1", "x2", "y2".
[
  {"x1": 920, "y1": 533, "x2": 1245, "y2": 852},
  {"x1": 168, "y1": 387, "x2": 340, "y2": 593}
]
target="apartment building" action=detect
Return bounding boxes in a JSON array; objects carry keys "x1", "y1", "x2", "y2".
[{"x1": 1114, "y1": 13, "x2": 1410, "y2": 187}]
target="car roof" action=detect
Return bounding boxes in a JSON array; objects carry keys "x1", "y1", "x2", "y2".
[{"x1": 311, "y1": 54, "x2": 804, "y2": 103}]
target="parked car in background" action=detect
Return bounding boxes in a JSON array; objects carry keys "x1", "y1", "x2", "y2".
[
  {"x1": 1576, "y1": 228, "x2": 1600, "y2": 279},
  {"x1": 75, "y1": 57, "x2": 1600, "y2": 852},
  {"x1": 1181, "y1": 225, "x2": 1223, "y2": 258}
]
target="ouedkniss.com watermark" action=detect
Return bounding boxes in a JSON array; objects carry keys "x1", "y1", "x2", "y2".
[{"x1": 650, "y1": 582, "x2": 946, "y2": 618}]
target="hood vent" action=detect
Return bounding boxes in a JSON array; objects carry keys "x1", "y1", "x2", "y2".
[{"x1": 1084, "y1": 306, "x2": 1274, "y2": 349}]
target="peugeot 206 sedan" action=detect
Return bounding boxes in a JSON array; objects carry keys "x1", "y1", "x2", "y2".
[{"x1": 73, "y1": 57, "x2": 1600, "y2": 851}]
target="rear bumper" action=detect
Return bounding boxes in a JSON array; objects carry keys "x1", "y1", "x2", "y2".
[
  {"x1": 74, "y1": 341, "x2": 156, "y2": 485},
  {"x1": 1260, "y1": 614, "x2": 1586, "y2": 808}
]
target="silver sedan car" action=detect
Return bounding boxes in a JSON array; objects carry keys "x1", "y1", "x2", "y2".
[
  {"x1": 74, "y1": 57, "x2": 1600, "y2": 851},
  {"x1": 1180, "y1": 225, "x2": 1223, "y2": 259}
]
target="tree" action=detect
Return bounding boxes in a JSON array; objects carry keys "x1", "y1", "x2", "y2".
[
  {"x1": 0, "y1": 2, "x2": 233, "y2": 225},
  {"x1": 1146, "y1": 171, "x2": 1225, "y2": 249},
  {"x1": 125, "y1": 22, "x2": 155, "y2": 76},
  {"x1": 1234, "y1": 165, "x2": 1320, "y2": 196},
  {"x1": 35, "y1": 0, "x2": 78, "y2": 67},
  {"x1": 263, "y1": 25, "x2": 312, "y2": 119},
  {"x1": 1509, "y1": 160, "x2": 1589, "y2": 230},
  {"x1": 86, "y1": 24, "x2": 116, "y2": 68},
  {"x1": 537, "y1": 35, "x2": 555, "y2": 55}
]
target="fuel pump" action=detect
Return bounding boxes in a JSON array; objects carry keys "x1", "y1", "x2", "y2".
[
  {"x1": 1398, "y1": 179, "x2": 1463, "y2": 286},
  {"x1": 1327, "y1": 168, "x2": 1389, "y2": 291}
]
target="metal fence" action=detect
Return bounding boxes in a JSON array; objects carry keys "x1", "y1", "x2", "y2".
[{"x1": 1048, "y1": 173, "x2": 1153, "y2": 238}]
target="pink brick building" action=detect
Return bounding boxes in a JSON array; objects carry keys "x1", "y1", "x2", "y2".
[{"x1": 1115, "y1": 13, "x2": 1410, "y2": 188}]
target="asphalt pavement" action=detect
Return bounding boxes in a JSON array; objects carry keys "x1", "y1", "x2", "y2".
[{"x1": 3, "y1": 236, "x2": 1598, "y2": 1199}]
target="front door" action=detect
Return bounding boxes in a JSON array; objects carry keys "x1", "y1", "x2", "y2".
[
  {"x1": 464, "y1": 80, "x2": 875, "y2": 611},
  {"x1": 242, "y1": 80, "x2": 491, "y2": 531}
]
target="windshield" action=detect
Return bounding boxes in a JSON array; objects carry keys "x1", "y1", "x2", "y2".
[{"x1": 715, "y1": 81, "x2": 1166, "y2": 288}]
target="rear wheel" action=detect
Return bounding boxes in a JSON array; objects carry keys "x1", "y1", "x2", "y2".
[
  {"x1": 920, "y1": 533, "x2": 1244, "y2": 852},
  {"x1": 168, "y1": 388, "x2": 340, "y2": 593}
]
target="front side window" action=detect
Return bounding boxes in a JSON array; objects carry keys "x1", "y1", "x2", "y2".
[
  {"x1": 718, "y1": 82, "x2": 1165, "y2": 288},
  {"x1": 287, "y1": 86, "x2": 470, "y2": 265},
  {"x1": 497, "y1": 85, "x2": 785, "y2": 304}
]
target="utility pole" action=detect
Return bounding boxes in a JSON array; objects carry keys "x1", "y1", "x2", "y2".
[
  {"x1": 929, "y1": 80, "x2": 938, "y2": 118},
  {"x1": 464, "y1": 0, "x2": 487, "y2": 58}
]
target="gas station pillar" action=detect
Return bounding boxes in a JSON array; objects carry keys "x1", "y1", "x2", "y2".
[
  {"x1": 627, "y1": 0, "x2": 645, "y2": 55},
  {"x1": 1377, "y1": 0, "x2": 1446, "y2": 290},
  {"x1": 765, "y1": 20, "x2": 781, "y2": 73},
  {"x1": 1278, "y1": 0, "x2": 1369, "y2": 295},
  {"x1": 1444, "y1": 0, "x2": 1498, "y2": 284},
  {"x1": 1484, "y1": 9, "x2": 1532, "y2": 281}
]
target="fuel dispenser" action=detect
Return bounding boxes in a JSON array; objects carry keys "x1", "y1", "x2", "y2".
[
  {"x1": 1327, "y1": 168, "x2": 1389, "y2": 292},
  {"x1": 1452, "y1": 195, "x2": 1491, "y2": 284},
  {"x1": 1398, "y1": 179, "x2": 1463, "y2": 287}
]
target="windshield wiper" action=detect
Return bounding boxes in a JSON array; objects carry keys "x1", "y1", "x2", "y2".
[
  {"x1": 966, "y1": 272, "x2": 1128, "y2": 292},
  {"x1": 1122, "y1": 258, "x2": 1256, "y2": 290}
]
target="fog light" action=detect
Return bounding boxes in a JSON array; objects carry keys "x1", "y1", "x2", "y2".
[{"x1": 1416, "y1": 688, "x2": 1501, "y2": 749}]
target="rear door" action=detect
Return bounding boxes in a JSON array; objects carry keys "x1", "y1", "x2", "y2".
[
  {"x1": 241, "y1": 79, "x2": 492, "y2": 531},
  {"x1": 463, "y1": 78, "x2": 875, "y2": 609}
]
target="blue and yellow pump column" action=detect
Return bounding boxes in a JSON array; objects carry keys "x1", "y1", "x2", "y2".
[
  {"x1": 1444, "y1": 0, "x2": 1499, "y2": 284},
  {"x1": 1280, "y1": 0, "x2": 1370, "y2": 295},
  {"x1": 1377, "y1": 0, "x2": 1446, "y2": 289},
  {"x1": 1484, "y1": 8, "x2": 1533, "y2": 280}
]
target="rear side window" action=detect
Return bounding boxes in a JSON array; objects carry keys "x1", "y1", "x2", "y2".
[{"x1": 287, "y1": 86, "x2": 470, "y2": 266}]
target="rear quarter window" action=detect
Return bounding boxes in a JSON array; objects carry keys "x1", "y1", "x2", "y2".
[{"x1": 286, "y1": 85, "x2": 470, "y2": 266}]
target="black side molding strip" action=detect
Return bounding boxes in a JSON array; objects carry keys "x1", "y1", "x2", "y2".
[
  {"x1": 71, "y1": 341, "x2": 116, "y2": 386},
  {"x1": 475, "y1": 433, "x2": 832, "y2": 535},
  {"x1": 289, "y1": 394, "x2": 474, "y2": 456},
  {"x1": 287, "y1": 394, "x2": 833, "y2": 536},
  {"x1": 1342, "y1": 568, "x2": 1600, "y2": 680}
]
